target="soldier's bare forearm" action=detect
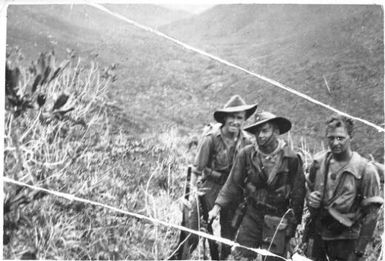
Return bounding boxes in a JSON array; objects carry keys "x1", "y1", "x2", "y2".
[{"x1": 355, "y1": 205, "x2": 380, "y2": 253}]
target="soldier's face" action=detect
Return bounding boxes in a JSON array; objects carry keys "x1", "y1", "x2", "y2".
[
  {"x1": 256, "y1": 122, "x2": 278, "y2": 147},
  {"x1": 223, "y1": 112, "x2": 246, "y2": 134},
  {"x1": 326, "y1": 126, "x2": 351, "y2": 155}
]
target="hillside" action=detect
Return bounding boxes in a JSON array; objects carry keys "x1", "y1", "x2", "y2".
[
  {"x1": 161, "y1": 4, "x2": 384, "y2": 159},
  {"x1": 6, "y1": 4, "x2": 190, "y2": 60},
  {"x1": 162, "y1": 5, "x2": 365, "y2": 41},
  {"x1": 161, "y1": 4, "x2": 383, "y2": 120},
  {"x1": 6, "y1": 4, "x2": 384, "y2": 160},
  {"x1": 4, "y1": 3, "x2": 384, "y2": 260},
  {"x1": 104, "y1": 4, "x2": 192, "y2": 28}
]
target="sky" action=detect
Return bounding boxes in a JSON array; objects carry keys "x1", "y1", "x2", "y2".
[{"x1": 160, "y1": 4, "x2": 214, "y2": 14}]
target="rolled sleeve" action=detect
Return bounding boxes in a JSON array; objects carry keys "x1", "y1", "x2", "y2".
[
  {"x1": 360, "y1": 163, "x2": 383, "y2": 207},
  {"x1": 193, "y1": 135, "x2": 213, "y2": 175},
  {"x1": 215, "y1": 147, "x2": 247, "y2": 208}
]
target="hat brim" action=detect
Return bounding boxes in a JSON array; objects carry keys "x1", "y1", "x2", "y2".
[
  {"x1": 244, "y1": 117, "x2": 292, "y2": 135},
  {"x1": 214, "y1": 104, "x2": 258, "y2": 123}
]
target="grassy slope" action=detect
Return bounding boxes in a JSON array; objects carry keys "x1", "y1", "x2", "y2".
[
  {"x1": 161, "y1": 4, "x2": 384, "y2": 159},
  {"x1": 5, "y1": 4, "x2": 384, "y2": 259},
  {"x1": 3, "y1": 55, "x2": 188, "y2": 259},
  {"x1": 5, "y1": 5, "x2": 220, "y2": 259},
  {"x1": 103, "y1": 4, "x2": 192, "y2": 27},
  {"x1": 8, "y1": 5, "x2": 383, "y2": 159},
  {"x1": 7, "y1": 5, "x2": 237, "y2": 133},
  {"x1": 6, "y1": 4, "x2": 190, "y2": 61}
]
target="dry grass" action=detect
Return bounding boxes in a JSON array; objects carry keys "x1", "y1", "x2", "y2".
[
  {"x1": 4, "y1": 48, "x2": 186, "y2": 259},
  {"x1": 3, "y1": 49, "x2": 383, "y2": 260}
]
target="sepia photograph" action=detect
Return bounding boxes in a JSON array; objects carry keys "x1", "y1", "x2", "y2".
[{"x1": 3, "y1": 1, "x2": 384, "y2": 260}]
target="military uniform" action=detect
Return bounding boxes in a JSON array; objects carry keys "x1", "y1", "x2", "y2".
[
  {"x1": 189, "y1": 126, "x2": 253, "y2": 259},
  {"x1": 177, "y1": 95, "x2": 258, "y2": 260},
  {"x1": 305, "y1": 151, "x2": 382, "y2": 261},
  {"x1": 215, "y1": 140, "x2": 306, "y2": 260}
]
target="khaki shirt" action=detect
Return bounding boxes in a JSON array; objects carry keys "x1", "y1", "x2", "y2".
[
  {"x1": 215, "y1": 143, "x2": 306, "y2": 225},
  {"x1": 193, "y1": 127, "x2": 252, "y2": 180},
  {"x1": 308, "y1": 151, "x2": 383, "y2": 240}
]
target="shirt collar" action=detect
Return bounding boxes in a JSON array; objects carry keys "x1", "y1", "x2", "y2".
[
  {"x1": 315, "y1": 151, "x2": 366, "y2": 179},
  {"x1": 215, "y1": 127, "x2": 248, "y2": 141},
  {"x1": 253, "y1": 139, "x2": 297, "y2": 159},
  {"x1": 339, "y1": 152, "x2": 365, "y2": 179}
]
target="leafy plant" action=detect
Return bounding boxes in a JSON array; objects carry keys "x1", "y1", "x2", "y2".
[{"x1": 3, "y1": 48, "x2": 382, "y2": 260}]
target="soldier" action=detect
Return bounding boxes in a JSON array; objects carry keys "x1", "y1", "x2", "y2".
[
  {"x1": 209, "y1": 111, "x2": 306, "y2": 260},
  {"x1": 182, "y1": 95, "x2": 258, "y2": 260},
  {"x1": 304, "y1": 114, "x2": 382, "y2": 261}
]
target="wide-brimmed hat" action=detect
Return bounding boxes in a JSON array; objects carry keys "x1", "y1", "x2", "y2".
[
  {"x1": 213, "y1": 95, "x2": 258, "y2": 123},
  {"x1": 244, "y1": 111, "x2": 292, "y2": 134}
]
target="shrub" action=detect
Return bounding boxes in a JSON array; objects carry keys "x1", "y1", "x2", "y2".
[{"x1": 3, "y1": 48, "x2": 382, "y2": 260}]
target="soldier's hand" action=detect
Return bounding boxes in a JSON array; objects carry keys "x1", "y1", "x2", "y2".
[
  {"x1": 347, "y1": 252, "x2": 365, "y2": 261},
  {"x1": 208, "y1": 204, "x2": 221, "y2": 223},
  {"x1": 307, "y1": 191, "x2": 322, "y2": 209},
  {"x1": 210, "y1": 170, "x2": 222, "y2": 178}
]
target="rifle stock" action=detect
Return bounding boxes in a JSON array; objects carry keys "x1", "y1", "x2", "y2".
[
  {"x1": 185, "y1": 166, "x2": 192, "y2": 200},
  {"x1": 168, "y1": 166, "x2": 192, "y2": 260},
  {"x1": 303, "y1": 208, "x2": 322, "y2": 258},
  {"x1": 199, "y1": 194, "x2": 219, "y2": 260}
]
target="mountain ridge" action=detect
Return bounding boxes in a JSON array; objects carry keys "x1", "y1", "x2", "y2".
[
  {"x1": 6, "y1": 4, "x2": 384, "y2": 159},
  {"x1": 160, "y1": 4, "x2": 383, "y2": 123}
]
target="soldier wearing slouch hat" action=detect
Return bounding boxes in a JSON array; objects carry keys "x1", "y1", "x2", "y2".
[
  {"x1": 209, "y1": 111, "x2": 306, "y2": 260},
  {"x1": 179, "y1": 95, "x2": 257, "y2": 260}
]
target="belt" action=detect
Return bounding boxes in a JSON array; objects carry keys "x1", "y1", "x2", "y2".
[{"x1": 248, "y1": 198, "x2": 281, "y2": 214}]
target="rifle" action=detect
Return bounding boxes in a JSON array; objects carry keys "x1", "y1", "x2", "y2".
[
  {"x1": 199, "y1": 195, "x2": 220, "y2": 260},
  {"x1": 168, "y1": 166, "x2": 192, "y2": 260},
  {"x1": 230, "y1": 177, "x2": 254, "y2": 230},
  {"x1": 231, "y1": 201, "x2": 247, "y2": 229},
  {"x1": 303, "y1": 153, "x2": 332, "y2": 259}
]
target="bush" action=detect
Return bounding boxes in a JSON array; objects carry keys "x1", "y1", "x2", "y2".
[
  {"x1": 3, "y1": 48, "x2": 188, "y2": 259},
  {"x1": 3, "y1": 48, "x2": 382, "y2": 260}
]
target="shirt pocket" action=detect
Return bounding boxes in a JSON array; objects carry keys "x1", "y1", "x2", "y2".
[
  {"x1": 214, "y1": 149, "x2": 229, "y2": 170},
  {"x1": 270, "y1": 167, "x2": 289, "y2": 187},
  {"x1": 269, "y1": 170, "x2": 290, "y2": 203},
  {"x1": 330, "y1": 173, "x2": 357, "y2": 212}
]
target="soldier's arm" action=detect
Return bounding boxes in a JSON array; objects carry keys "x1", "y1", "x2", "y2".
[
  {"x1": 354, "y1": 163, "x2": 383, "y2": 256},
  {"x1": 306, "y1": 161, "x2": 318, "y2": 193},
  {"x1": 289, "y1": 155, "x2": 307, "y2": 231},
  {"x1": 191, "y1": 135, "x2": 213, "y2": 187},
  {"x1": 352, "y1": 205, "x2": 381, "y2": 258},
  {"x1": 215, "y1": 147, "x2": 247, "y2": 208},
  {"x1": 305, "y1": 160, "x2": 323, "y2": 212}
]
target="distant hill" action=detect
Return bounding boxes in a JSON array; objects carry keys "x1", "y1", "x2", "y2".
[
  {"x1": 161, "y1": 4, "x2": 384, "y2": 158},
  {"x1": 7, "y1": 5, "x2": 114, "y2": 60},
  {"x1": 162, "y1": 5, "x2": 365, "y2": 41},
  {"x1": 4, "y1": 5, "x2": 384, "y2": 260},
  {"x1": 104, "y1": 4, "x2": 192, "y2": 28},
  {"x1": 6, "y1": 4, "x2": 191, "y2": 60},
  {"x1": 6, "y1": 4, "x2": 384, "y2": 160},
  {"x1": 161, "y1": 5, "x2": 383, "y2": 121}
]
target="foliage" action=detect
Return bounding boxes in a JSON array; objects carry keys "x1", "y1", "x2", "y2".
[
  {"x1": 7, "y1": 5, "x2": 384, "y2": 161},
  {"x1": 4, "y1": 5, "x2": 384, "y2": 257},
  {"x1": 162, "y1": 5, "x2": 384, "y2": 161},
  {"x1": 3, "y1": 49, "x2": 191, "y2": 259}
]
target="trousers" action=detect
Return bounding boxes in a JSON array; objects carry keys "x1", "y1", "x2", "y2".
[
  {"x1": 233, "y1": 205, "x2": 289, "y2": 261},
  {"x1": 310, "y1": 237, "x2": 356, "y2": 261},
  {"x1": 183, "y1": 180, "x2": 238, "y2": 260}
]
